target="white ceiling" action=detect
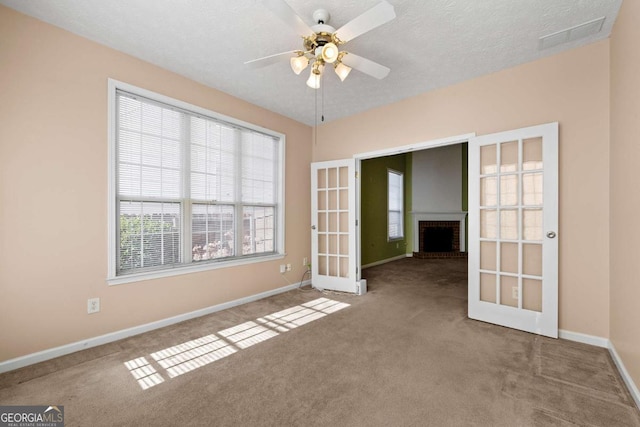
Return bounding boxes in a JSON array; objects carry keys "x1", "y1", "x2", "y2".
[{"x1": 1, "y1": 0, "x2": 622, "y2": 126}]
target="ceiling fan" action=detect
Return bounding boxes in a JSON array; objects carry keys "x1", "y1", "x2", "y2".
[{"x1": 245, "y1": 0, "x2": 396, "y2": 89}]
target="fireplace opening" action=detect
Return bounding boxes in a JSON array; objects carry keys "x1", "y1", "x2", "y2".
[
  {"x1": 423, "y1": 227, "x2": 454, "y2": 252},
  {"x1": 415, "y1": 219, "x2": 466, "y2": 259}
]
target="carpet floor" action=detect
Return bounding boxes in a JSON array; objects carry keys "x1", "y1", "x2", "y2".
[{"x1": 1, "y1": 258, "x2": 639, "y2": 426}]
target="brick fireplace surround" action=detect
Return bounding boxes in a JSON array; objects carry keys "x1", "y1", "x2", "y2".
[{"x1": 412, "y1": 213, "x2": 467, "y2": 259}]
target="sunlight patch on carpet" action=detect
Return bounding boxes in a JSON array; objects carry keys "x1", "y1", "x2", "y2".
[
  {"x1": 124, "y1": 298, "x2": 350, "y2": 389},
  {"x1": 150, "y1": 334, "x2": 237, "y2": 378},
  {"x1": 124, "y1": 357, "x2": 165, "y2": 390},
  {"x1": 218, "y1": 321, "x2": 280, "y2": 349}
]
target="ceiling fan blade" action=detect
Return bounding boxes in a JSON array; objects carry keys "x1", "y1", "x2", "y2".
[
  {"x1": 341, "y1": 53, "x2": 390, "y2": 80},
  {"x1": 262, "y1": 0, "x2": 314, "y2": 37},
  {"x1": 335, "y1": 1, "x2": 396, "y2": 43},
  {"x1": 244, "y1": 50, "x2": 298, "y2": 69}
]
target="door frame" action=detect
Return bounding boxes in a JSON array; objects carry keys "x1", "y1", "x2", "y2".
[{"x1": 353, "y1": 133, "x2": 476, "y2": 282}]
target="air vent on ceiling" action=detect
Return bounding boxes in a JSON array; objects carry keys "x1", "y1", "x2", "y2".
[{"x1": 539, "y1": 16, "x2": 606, "y2": 50}]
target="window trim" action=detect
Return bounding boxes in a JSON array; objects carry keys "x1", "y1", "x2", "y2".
[
  {"x1": 107, "y1": 79, "x2": 286, "y2": 285},
  {"x1": 387, "y1": 168, "x2": 404, "y2": 241}
]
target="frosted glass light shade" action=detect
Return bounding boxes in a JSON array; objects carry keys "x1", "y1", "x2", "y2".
[
  {"x1": 334, "y1": 62, "x2": 351, "y2": 82},
  {"x1": 321, "y1": 43, "x2": 339, "y2": 63},
  {"x1": 306, "y1": 69, "x2": 321, "y2": 89},
  {"x1": 290, "y1": 55, "x2": 309, "y2": 75}
]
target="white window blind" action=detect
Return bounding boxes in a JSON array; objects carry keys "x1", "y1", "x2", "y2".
[
  {"x1": 388, "y1": 170, "x2": 404, "y2": 240},
  {"x1": 114, "y1": 87, "x2": 282, "y2": 278}
]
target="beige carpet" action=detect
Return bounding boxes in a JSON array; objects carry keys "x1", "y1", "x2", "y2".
[{"x1": 1, "y1": 258, "x2": 639, "y2": 426}]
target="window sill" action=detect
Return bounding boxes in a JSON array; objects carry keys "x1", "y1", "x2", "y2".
[{"x1": 107, "y1": 253, "x2": 285, "y2": 286}]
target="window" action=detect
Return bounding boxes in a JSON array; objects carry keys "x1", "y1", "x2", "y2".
[
  {"x1": 388, "y1": 169, "x2": 404, "y2": 240},
  {"x1": 108, "y1": 80, "x2": 284, "y2": 284}
]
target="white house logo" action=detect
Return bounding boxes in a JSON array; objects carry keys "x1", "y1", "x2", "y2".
[{"x1": 0, "y1": 405, "x2": 64, "y2": 427}]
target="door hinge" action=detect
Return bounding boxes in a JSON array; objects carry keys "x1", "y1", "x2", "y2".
[
  {"x1": 356, "y1": 219, "x2": 359, "y2": 226},
  {"x1": 355, "y1": 171, "x2": 359, "y2": 179}
]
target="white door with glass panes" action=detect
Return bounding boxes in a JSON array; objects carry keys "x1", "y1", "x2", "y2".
[
  {"x1": 468, "y1": 122, "x2": 558, "y2": 338},
  {"x1": 311, "y1": 159, "x2": 358, "y2": 293}
]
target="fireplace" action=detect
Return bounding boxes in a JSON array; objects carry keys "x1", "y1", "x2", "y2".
[
  {"x1": 420, "y1": 221, "x2": 459, "y2": 252},
  {"x1": 412, "y1": 212, "x2": 467, "y2": 259}
]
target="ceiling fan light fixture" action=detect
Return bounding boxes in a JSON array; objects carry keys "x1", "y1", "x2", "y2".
[
  {"x1": 321, "y1": 42, "x2": 339, "y2": 63},
  {"x1": 335, "y1": 61, "x2": 351, "y2": 82},
  {"x1": 290, "y1": 54, "x2": 309, "y2": 75},
  {"x1": 306, "y1": 62, "x2": 323, "y2": 89}
]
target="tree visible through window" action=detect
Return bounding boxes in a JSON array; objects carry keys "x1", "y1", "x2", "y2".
[
  {"x1": 112, "y1": 85, "x2": 283, "y2": 279},
  {"x1": 388, "y1": 169, "x2": 404, "y2": 240}
]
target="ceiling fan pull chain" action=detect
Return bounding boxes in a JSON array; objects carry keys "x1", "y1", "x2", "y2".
[{"x1": 321, "y1": 81, "x2": 325, "y2": 122}]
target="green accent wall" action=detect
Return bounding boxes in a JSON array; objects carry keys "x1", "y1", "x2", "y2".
[{"x1": 361, "y1": 153, "x2": 409, "y2": 266}]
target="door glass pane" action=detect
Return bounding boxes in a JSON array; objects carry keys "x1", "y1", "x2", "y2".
[
  {"x1": 500, "y1": 141, "x2": 518, "y2": 172},
  {"x1": 523, "y1": 243, "x2": 542, "y2": 276},
  {"x1": 480, "y1": 209, "x2": 497, "y2": 239},
  {"x1": 339, "y1": 212, "x2": 348, "y2": 232},
  {"x1": 339, "y1": 166, "x2": 348, "y2": 187},
  {"x1": 481, "y1": 145, "x2": 497, "y2": 174},
  {"x1": 500, "y1": 210, "x2": 518, "y2": 240},
  {"x1": 480, "y1": 177, "x2": 497, "y2": 206},
  {"x1": 318, "y1": 212, "x2": 327, "y2": 232},
  {"x1": 329, "y1": 256, "x2": 338, "y2": 276},
  {"x1": 523, "y1": 209, "x2": 543, "y2": 241},
  {"x1": 339, "y1": 234, "x2": 349, "y2": 255},
  {"x1": 328, "y1": 168, "x2": 337, "y2": 188},
  {"x1": 500, "y1": 242, "x2": 518, "y2": 274},
  {"x1": 522, "y1": 173, "x2": 543, "y2": 206},
  {"x1": 329, "y1": 213, "x2": 338, "y2": 232},
  {"x1": 500, "y1": 175, "x2": 518, "y2": 206},
  {"x1": 318, "y1": 234, "x2": 327, "y2": 254},
  {"x1": 339, "y1": 189, "x2": 348, "y2": 210},
  {"x1": 480, "y1": 273, "x2": 496, "y2": 303},
  {"x1": 523, "y1": 279, "x2": 542, "y2": 312},
  {"x1": 328, "y1": 190, "x2": 337, "y2": 210},
  {"x1": 339, "y1": 257, "x2": 349, "y2": 278},
  {"x1": 319, "y1": 256, "x2": 327, "y2": 275},
  {"x1": 523, "y1": 137, "x2": 543, "y2": 170},
  {"x1": 317, "y1": 169, "x2": 326, "y2": 189},
  {"x1": 318, "y1": 190, "x2": 326, "y2": 211},
  {"x1": 329, "y1": 234, "x2": 337, "y2": 255},
  {"x1": 500, "y1": 275, "x2": 518, "y2": 307},
  {"x1": 480, "y1": 241, "x2": 497, "y2": 271}
]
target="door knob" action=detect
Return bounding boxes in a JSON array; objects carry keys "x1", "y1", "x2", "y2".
[
  {"x1": 546, "y1": 231, "x2": 556, "y2": 239},
  {"x1": 311, "y1": 225, "x2": 316, "y2": 230}
]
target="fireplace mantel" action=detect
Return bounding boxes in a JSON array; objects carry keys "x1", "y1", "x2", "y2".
[{"x1": 411, "y1": 212, "x2": 467, "y2": 253}]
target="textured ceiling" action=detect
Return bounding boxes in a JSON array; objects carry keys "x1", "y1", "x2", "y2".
[{"x1": 0, "y1": 0, "x2": 622, "y2": 126}]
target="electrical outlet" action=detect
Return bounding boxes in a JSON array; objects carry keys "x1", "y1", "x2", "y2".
[
  {"x1": 303, "y1": 257, "x2": 308, "y2": 267},
  {"x1": 512, "y1": 287, "x2": 519, "y2": 299},
  {"x1": 279, "y1": 264, "x2": 286, "y2": 274},
  {"x1": 88, "y1": 297, "x2": 100, "y2": 314},
  {"x1": 286, "y1": 263, "x2": 292, "y2": 272}
]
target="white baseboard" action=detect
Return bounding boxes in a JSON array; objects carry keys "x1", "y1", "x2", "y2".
[
  {"x1": 361, "y1": 254, "x2": 410, "y2": 270},
  {"x1": 0, "y1": 281, "x2": 305, "y2": 374},
  {"x1": 608, "y1": 343, "x2": 640, "y2": 409},
  {"x1": 558, "y1": 329, "x2": 609, "y2": 348},
  {"x1": 559, "y1": 329, "x2": 640, "y2": 410}
]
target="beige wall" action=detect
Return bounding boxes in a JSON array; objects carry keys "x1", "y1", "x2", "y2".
[
  {"x1": 314, "y1": 41, "x2": 611, "y2": 337},
  {"x1": 610, "y1": 0, "x2": 640, "y2": 391},
  {"x1": 0, "y1": 6, "x2": 312, "y2": 362}
]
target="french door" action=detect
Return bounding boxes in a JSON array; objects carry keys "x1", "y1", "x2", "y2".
[
  {"x1": 468, "y1": 122, "x2": 559, "y2": 338},
  {"x1": 311, "y1": 159, "x2": 359, "y2": 293}
]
